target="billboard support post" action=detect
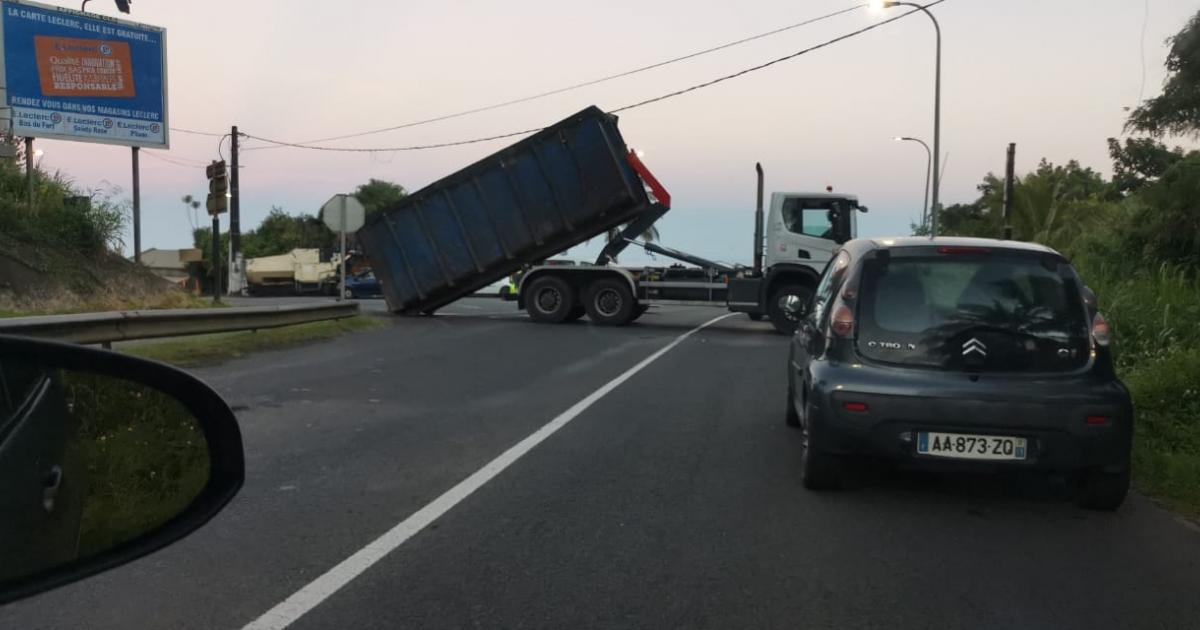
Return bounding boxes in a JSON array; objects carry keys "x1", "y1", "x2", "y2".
[
  {"x1": 132, "y1": 146, "x2": 141, "y2": 263},
  {"x1": 23, "y1": 136, "x2": 32, "y2": 213}
]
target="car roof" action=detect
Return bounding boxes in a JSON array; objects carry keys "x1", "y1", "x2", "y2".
[
  {"x1": 854, "y1": 236, "x2": 1062, "y2": 256},
  {"x1": 773, "y1": 192, "x2": 858, "y2": 200}
]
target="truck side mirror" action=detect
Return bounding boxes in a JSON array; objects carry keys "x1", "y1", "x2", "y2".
[{"x1": 857, "y1": 205, "x2": 869, "y2": 213}]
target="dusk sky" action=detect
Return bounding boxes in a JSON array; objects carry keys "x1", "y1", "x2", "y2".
[{"x1": 23, "y1": 0, "x2": 1199, "y2": 266}]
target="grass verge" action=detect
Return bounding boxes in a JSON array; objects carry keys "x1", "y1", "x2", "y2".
[
  {"x1": 1125, "y1": 347, "x2": 1200, "y2": 519},
  {"x1": 126, "y1": 315, "x2": 385, "y2": 367},
  {"x1": 0, "y1": 292, "x2": 217, "y2": 318}
]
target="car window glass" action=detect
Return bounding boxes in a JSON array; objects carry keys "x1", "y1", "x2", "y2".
[
  {"x1": 856, "y1": 254, "x2": 1090, "y2": 372},
  {"x1": 780, "y1": 198, "x2": 847, "y2": 241},
  {"x1": 0, "y1": 359, "x2": 46, "y2": 429}
]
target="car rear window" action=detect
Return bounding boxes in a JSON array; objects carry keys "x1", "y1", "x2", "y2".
[{"x1": 855, "y1": 253, "x2": 1091, "y2": 372}]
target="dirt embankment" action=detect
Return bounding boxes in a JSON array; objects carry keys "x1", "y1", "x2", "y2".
[{"x1": 0, "y1": 236, "x2": 194, "y2": 315}]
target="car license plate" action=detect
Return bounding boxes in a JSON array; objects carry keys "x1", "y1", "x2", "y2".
[{"x1": 916, "y1": 432, "x2": 1027, "y2": 461}]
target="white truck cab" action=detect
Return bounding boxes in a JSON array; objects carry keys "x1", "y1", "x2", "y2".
[
  {"x1": 728, "y1": 186, "x2": 865, "y2": 333},
  {"x1": 764, "y1": 192, "x2": 859, "y2": 273}
]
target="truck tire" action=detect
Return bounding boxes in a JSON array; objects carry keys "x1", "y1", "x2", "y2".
[
  {"x1": 768, "y1": 284, "x2": 813, "y2": 335},
  {"x1": 749, "y1": 313, "x2": 764, "y2": 321},
  {"x1": 526, "y1": 275, "x2": 576, "y2": 323},
  {"x1": 584, "y1": 278, "x2": 636, "y2": 326}
]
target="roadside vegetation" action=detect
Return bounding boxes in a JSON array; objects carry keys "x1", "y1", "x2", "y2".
[
  {"x1": 126, "y1": 315, "x2": 385, "y2": 367},
  {"x1": 930, "y1": 11, "x2": 1200, "y2": 517},
  {"x1": 0, "y1": 149, "x2": 195, "y2": 313}
]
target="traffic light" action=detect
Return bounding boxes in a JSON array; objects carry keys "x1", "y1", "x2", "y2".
[{"x1": 206, "y1": 160, "x2": 228, "y2": 215}]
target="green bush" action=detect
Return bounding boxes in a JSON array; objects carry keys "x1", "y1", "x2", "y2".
[
  {"x1": 0, "y1": 159, "x2": 127, "y2": 255},
  {"x1": 1124, "y1": 347, "x2": 1200, "y2": 516}
]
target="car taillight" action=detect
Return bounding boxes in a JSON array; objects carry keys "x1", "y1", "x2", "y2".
[
  {"x1": 831, "y1": 301, "x2": 854, "y2": 337},
  {"x1": 1086, "y1": 415, "x2": 1110, "y2": 425},
  {"x1": 1091, "y1": 312, "x2": 1111, "y2": 347},
  {"x1": 843, "y1": 402, "x2": 869, "y2": 412}
]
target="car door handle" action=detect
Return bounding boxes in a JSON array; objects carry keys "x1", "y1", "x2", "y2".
[
  {"x1": 796, "y1": 249, "x2": 811, "y2": 259},
  {"x1": 42, "y1": 465, "x2": 63, "y2": 513}
]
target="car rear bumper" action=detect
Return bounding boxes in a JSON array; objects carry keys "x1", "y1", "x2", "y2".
[{"x1": 806, "y1": 363, "x2": 1133, "y2": 472}]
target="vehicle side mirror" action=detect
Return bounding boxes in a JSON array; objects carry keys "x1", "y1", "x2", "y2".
[
  {"x1": 0, "y1": 335, "x2": 244, "y2": 605},
  {"x1": 857, "y1": 205, "x2": 869, "y2": 213},
  {"x1": 783, "y1": 295, "x2": 808, "y2": 319},
  {"x1": 1081, "y1": 286, "x2": 1098, "y2": 313}
]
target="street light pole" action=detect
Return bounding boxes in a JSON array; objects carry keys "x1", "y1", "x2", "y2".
[
  {"x1": 873, "y1": 1, "x2": 942, "y2": 236},
  {"x1": 894, "y1": 136, "x2": 932, "y2": 232}
]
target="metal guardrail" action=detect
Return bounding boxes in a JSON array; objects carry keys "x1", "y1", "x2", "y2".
[{"x1": 0, "y1": 302, "x2": 359, "y2": 346}]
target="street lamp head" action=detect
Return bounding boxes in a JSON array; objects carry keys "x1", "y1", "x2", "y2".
[
  {"x1": 893, "y1": 136, "x2": 904, "y2": 142},
  {"x1": 868, "y1": 0, "x2": 897, "y2": 11}
]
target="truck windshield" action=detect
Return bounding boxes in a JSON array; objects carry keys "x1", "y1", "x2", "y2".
[
  {"x1": 781, "y1": 197, "x2": 854, "y2": 242},
  {"x1": 855, "y1": 253, "x2": 1091, "y2": 372}
]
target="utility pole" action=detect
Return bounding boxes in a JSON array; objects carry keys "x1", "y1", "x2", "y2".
[
  {"x1": 229, "y1": 125, "x2": 241, "y2": 294},
  {"x1": 132, "y1": 146, "x2": 141, "y2": 263},
  {"x1": 1002, "y1": 143, "x2": 1016, "y2": 240},
  {"x1": 24, "y1": 137, "x2": 34, "y2": 213}
]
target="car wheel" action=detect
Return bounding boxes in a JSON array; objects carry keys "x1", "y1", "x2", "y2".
[
  {"x1": 343, "y1": 288, "x2": 354, "y2": 299},
  {"x1": 768, "y1": 284, "x2": 812, "y2": 335},
  {"x1": 800, "y1": 400, "x2": 840, "y2": 490},
  {"x1": 1075, "y1": 465, "x2": 1130, "y2": 511},
  {"x1": 786, "y1": 379, "x2": 800, "y2": 428}
]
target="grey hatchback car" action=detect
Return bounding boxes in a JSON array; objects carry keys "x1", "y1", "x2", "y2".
[{"x1": 786, "y1": 237, "x2": 1133, "y2": 510}]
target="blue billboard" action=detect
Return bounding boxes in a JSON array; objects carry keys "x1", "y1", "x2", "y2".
[{"x1": 1, "y1": 0, "x2": 168, "y2": 147}]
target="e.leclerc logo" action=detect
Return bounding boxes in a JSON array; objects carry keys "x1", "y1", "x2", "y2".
[
  {"x1": 99, "y1": 44, "x2": 112, "y2": 56},
  {"x1": 103, "y1": 118, "x2": 113, "y2": 129},
  {"x1": 50, "y1": 113, "x2": 63, "y2": 124},
  {"x1": 150, "y1": 123, "x2": 161, "y2": 133}
]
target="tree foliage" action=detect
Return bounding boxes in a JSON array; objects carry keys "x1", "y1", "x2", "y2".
[
  {"x1": 242, "y1": 207, "x2": 334, "y2": 258},
  {"x1": 936, "y1": 160, "x2": 1109, "y2": 251},
  {"x1": 354, "y1": 179, "x2": 407, "y2": 222},
  {"x1": 1107, "y1": 137, "x2": 1186, "y2": 194},
  {"x1": 1127, "y1": 10, "x2": 1200, "y2": 137}
]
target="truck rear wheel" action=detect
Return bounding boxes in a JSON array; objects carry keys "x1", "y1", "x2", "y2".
[
  {"x1": 584, "y1": 278, "x2": 636, "y2": 326},
  {"x1": 526, "y1": 276, "x2": 576, "y2": 323},
  {"x1": 768, "y1": 284, "x2": 812, "y2": 335}
]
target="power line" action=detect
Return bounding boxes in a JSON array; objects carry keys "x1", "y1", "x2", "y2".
[
  {"x1": 170, "y1": 126, "x2": 226, "y2": 137},
  {"x1": 242, "y1": 127, "x2": 542, "y2": 153},
  {"x1": 245, "y1": 3, "x2": 866, "y2": 150},
  {"x1": 142, "y1": 150, "x2": 207, "y2": 168},
  {"x1": 242, "y1": 1, "x2": 944, "y2": 154}
]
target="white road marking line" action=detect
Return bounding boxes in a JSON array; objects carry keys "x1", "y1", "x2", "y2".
[{"x1": 241, "y1": 312, "x2": 735, "y2": 630}]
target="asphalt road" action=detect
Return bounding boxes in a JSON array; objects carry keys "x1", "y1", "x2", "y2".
[{"x1": 4, "y1": 298, "x2": 1199, "y2": 629}]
